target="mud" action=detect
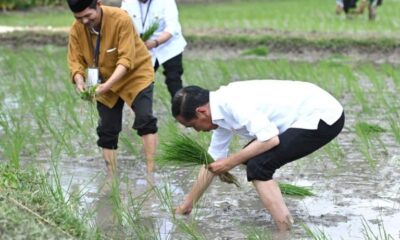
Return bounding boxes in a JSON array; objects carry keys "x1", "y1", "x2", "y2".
[
  {"x1": 20, "y1": 102, "x2": 400, "y2": 239},
  {"x1": 5, "y1": 26, "x2": 400, "y2": 239},
  {"x1": 1, "y1": 28, "x2": 400, "y2": 63}
]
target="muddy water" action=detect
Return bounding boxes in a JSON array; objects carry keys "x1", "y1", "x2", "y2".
[
  {"x1": 24, "y1": 109, "x2": 400, "y2": 239},
  {"x1": 7, "y1": 44, "x2": 398, "y2": 238}
]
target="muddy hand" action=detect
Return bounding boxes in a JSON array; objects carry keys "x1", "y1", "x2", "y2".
[
  {"x1": 208, "y1": 158, "x2": 233, "y2": 174},
  {"x1": 175, "y1": 204, "x2": 192, "y2": 215},
  {"x1": 75, "y1": 78, "x2": 85, "y2": 93}
]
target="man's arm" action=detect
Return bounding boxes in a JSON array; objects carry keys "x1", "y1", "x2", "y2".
[
  {"x1": 175, "y1": 166, "x2": 215, "y2": 215},
  {"x1": 208, "y1": 136, "x2": 280, "y2": 174},
  {"x1": 95, "y1": 64, "x2": 127, "y2": 95}
]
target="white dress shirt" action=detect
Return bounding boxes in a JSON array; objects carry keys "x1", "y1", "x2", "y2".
[
  {"x1": 207, "y1": 80, "x2": 344, "y2": 160},
  {"x1": 121, "y1": 0, "x2": 187, "y2": 65}
]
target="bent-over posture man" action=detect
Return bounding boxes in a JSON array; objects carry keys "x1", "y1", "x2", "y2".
[
  {"x1": 172, "y1": 80, "x2": 345, "y2": 231},
  {"x1": 67, "y1": 0, "x2": 158, "y2": 175}
]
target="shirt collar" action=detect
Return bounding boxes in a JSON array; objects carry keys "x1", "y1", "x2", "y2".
[{"x1": 210, "y1": 91, "x2": 224, "y2": 122}]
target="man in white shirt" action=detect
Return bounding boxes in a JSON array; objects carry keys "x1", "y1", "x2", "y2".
[
  {"x1": 121, "y1": 0, "x2": 187, "y2": 100},
  {"x1": 171, "y1": 80, "x2": 345, "y2": 231}
]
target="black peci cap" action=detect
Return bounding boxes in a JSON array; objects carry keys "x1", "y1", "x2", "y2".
[{"x1": 67, "y1": 0, "x2": 96, "y2": 13}]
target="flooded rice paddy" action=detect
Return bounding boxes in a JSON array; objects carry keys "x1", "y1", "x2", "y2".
[{"x1": 1, "y1": 45, "x2": 400, "y2": 239}]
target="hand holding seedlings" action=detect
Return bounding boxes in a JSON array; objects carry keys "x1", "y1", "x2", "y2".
[
  {"x1": 79, "y1": 84, "x2": 98, "y2": 101},
  {"x1": 207, "y1": 158, "x2": 235, "y2": 174}
]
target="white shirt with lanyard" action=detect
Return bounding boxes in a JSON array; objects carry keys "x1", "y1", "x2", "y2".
[
  {"x1": 87, "y1": 10, "x2": 103, "y2": 87},
  {"x1": 121, "y1": 0, "x2": 187, "y2": 65}
]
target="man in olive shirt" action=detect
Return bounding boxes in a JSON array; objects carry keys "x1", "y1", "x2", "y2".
[{"x1": 67, "y1": 0, "x2": 158, "y2": 177}]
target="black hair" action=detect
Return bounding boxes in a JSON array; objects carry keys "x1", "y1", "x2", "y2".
[
  {"x1": 171, "y1": 86, "x2": 210, "y2": 121},
  {"x1": 67, "y1": 0, "x2": 97, "y2": 13}
]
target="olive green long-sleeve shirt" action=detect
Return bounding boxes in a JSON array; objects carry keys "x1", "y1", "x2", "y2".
[{"x1": 68, "y1": 6, "x2": 154, "y2": 108}]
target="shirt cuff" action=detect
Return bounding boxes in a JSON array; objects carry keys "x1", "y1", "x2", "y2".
[{"x1": 117, "y1": 58, "x2": 132, "y2": 70}]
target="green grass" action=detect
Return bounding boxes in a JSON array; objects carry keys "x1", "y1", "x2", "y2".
[
  {"x1": 0, "y1": 43, "x2": 399, "y2": 238},
  {"x1": 179, "y1": 0, "x2": 400, "y2": 36},
  {"x1": 0, "y1": 164, "x2": 99, "y2": 238},
  {"x1": 0, "y1": 0, "x2": 399, "y2": 38},
  {"x1": 0, "y1": 10, "x2": 73, "y2": 27}
]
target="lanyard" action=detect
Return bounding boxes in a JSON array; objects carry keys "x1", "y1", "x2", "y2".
[
  {"x1": 140, "y1": 0, "x2": 152, "y2": 29},
  {"x1": 93, "y1": 31, "x2": 101, "y2": 67},
  {"x1": 86, "y1": 9, "x2": 103, "y2": 67}
]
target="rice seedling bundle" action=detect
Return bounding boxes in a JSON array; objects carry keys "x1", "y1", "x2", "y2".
[
  {"x1": 157, "y1": 132, "x2": 240, "y2": 187},
  {"x1": 278, "y1": 182, "x2": 314, "y2": 197},
  {"x1": 79, "y1": 85, "x2": 98, "y2": 102},
  {"x1": 141, "y1": 21, "x2": 160, "y2": 42}
]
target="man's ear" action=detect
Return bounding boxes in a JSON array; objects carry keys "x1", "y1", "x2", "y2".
[{"x1": 195, "y1": 105, "x2": 207, "y2": 115}]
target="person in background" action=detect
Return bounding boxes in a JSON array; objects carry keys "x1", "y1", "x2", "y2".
[
  {"x1": 336, "y1": 0, "x2": 344, "y2": 14},
  {"x1": 367, "y1": 0, "x2": 383, "y2": 20},
  {"x1": 340, "y1": 0, "x2": 367, "y2": 16},
  {"x1": 171, "y1": 80, "x2": 345, "y2": 231},
  {"x1": 67, "y1": 0, "x2": 158, "y2": 176},
  {"x1": 121, "y1": 0, "x2": 187, "y2": 101}
]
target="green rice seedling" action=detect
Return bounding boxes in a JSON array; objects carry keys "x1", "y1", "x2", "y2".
[
  {"x1": 153, "y1": 183, "x2": 175, "y2": 215},
  {"x1": 354, "y1": 121, "x2": 386, "y2": 167},
  {"x1": 120, "y1": 131, "x2": 141, "y2": 157},
  {"x1": 387, "y1": 114, "x2": 400, "y2": 145},
  {"x1": 241, "y1": 46, "x2": 269, "y2": 56},
  {"x1": 278, "y1": 182, "x2": 314, "y2": 197},
  {"x1": 361, "y1": 217, "x2": 395, "y2": 240},
  {"x1": 0, "y1": 110, "x2": 28, "y2": 169},
  {"x1": 356, "y1": 122, "x2": 386, "y2": 135},
  {"x1": 141, "y1": 21, "x2": 160, "y2": 42},
  {"x1": 173, "y1": 215, "x2": 206, "y2": 240},
  {"x1": 156, "y1": 132, "x2": 240, "y2": 187},
  {"x1": 323, "y1": 139, "x2": 344, "y2": 167},
  {"x1": 302, "y1": 223, "x2": 331, "y2": 240},
  {"x1": 242, "y1": 225, "x2": 273, "y2": 240},
  {"x1": 80, "y1": 85, "x2": 98, "y2": 102}
]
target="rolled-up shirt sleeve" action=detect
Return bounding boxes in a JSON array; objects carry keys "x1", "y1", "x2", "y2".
[
  {"x1": 67, "y1": 25, "x2": 87, "y2": 82},
  {"x1": 116, "y1": 16, "x2": 136, "y2": 70},
  {"x1": 208, "y1": 128, "x2": 234, "y2": 160}
]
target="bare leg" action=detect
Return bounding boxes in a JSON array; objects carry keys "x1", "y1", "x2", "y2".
[
  {"x1": 357, "y1": 0, "x2": 367, "y2": 14},
  {"x1": 103, "y1": 148, "x2": 117, "y2": 178},
  {"x1": 368, "y1": 4, "x2": 376, "y2": 20},
  {"x1": 141, "y1": 133, "x2": 158, "y2": 173},
  {"x1": 253, "y1": 180, "x2": 294, "y2": 232}
]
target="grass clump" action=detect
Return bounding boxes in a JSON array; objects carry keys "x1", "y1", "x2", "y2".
[
  {"x1": 241, "y1": 46, "x2": 269, "y2": 56},
  {"x1": 0, "y1": 164, "x2": 99, "y2": 239},
  {"x1": 157, "y1": 132, "x2": 240, "y2": 187}
]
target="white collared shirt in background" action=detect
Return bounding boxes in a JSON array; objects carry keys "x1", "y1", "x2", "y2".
[
  {"x1": 208, "y1": 80, "x2": 344, "y2": 160},
  {"x1": 121, "y1": 0, "x2": 187, "y2": 65}
]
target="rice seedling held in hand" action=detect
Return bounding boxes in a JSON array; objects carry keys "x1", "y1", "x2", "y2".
[
  {"x1": 141, "y1": 21, "x2": 160, "y2": 42},
  {"x1": 157, "y1": 132, "x2": 240, "y2": 187},
  {"x1": 79, "y1": 84, "x2": 98, "y2": 102}
]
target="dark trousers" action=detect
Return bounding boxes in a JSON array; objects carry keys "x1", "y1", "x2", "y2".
[
  {"x1": 154, "y1": 53, "x2": 183, "y2": 100},
  {"x1": 343, "y1": 0, "x2": 358, "y2": 12},
  {"x1": 96, "y1": 83, "x2": 158, "y2": 149},
  {"x1": 246, "y1": 112, "x2": 345, "y2": 181}
]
